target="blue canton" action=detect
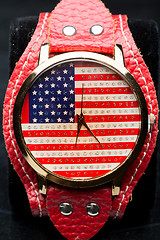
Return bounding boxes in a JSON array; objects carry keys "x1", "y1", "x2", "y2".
[{"x1": 29, "y1": 62, "x2": 75, "y2": 123}]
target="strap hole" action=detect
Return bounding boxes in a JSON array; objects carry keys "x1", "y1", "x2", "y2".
[
  {"x1": 90, "y1": 25, "x2": 103, "y2": 35},
  {"x1": 63, "y1": 26, "x2": 76, "y2": 36}
]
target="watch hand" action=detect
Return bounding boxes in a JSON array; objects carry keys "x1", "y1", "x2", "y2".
[
  {"x1": 75, "y1": 114, "x2": 83, "y2": 146},
  {"x1": 76, "y1": 84, "x2": 102, "y2": 147},
  {"x1": 81, "y1": 114, "x2": 103, "y2": 147}
]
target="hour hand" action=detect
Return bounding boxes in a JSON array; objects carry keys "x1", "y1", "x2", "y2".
[{"x1": 81, "y1": 114, "x2": 102, "y2": 147}]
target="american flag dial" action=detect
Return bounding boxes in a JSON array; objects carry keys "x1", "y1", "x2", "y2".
[{"x1": 21, "y1": 60, "x2": 141, "y2": 180}]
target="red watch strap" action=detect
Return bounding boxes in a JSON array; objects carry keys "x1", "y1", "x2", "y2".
[
  {"x1": 47, "y1": 184, "x2": 111, "y2": 240},
  {"x1": 47, "y1": 1, "x2": 115, "y2": 237},
  {"x1": 110, "y1": 15, "x2": 158, "y2": 219},
  {"x1": 48, "y1": 0, "x2": 115, "y2": 54},
  {"x1": 47, "y1": 1, "x2": 115, "y2": 238},
  {"x1": 3, "y1": 12, "x2": 49, "y2": 217}
]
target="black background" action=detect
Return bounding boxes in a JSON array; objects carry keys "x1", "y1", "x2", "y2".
[{"x1": 0, "y1": 0, "x2": 160, "y2": 239}]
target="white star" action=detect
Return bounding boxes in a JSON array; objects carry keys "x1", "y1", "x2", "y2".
[
  {"x1": 51, "y1": 111, "x2": 55, "y2": 115},
  {"x1": 45, "y1": 118, "x2": 50, "y2": 123},
  {"x1": 63, "y1": 96, "x2": 68, "y2": 101},
  {"x1": 51, "y1": 97, "x2": 55, "y2": 102},
  {"x1": 63, "y1": 83, "x2": 68, "y2": 88},
  {"x1": 69, "y1": 117, "x2": 74, "y2": 122},
  {"x1": 69, "y1": 76, "x2": 74, "y2": 81},
  {"x1": 57, "y1": 118, "x2": 62, "y2": 122},
  {"x1": 63, "y1": 111, "x2": 68, "y2": 115},
  {"x1": 39, "y1": 97, "x2": 43, "y2": 102},
  {"x1": 57, "y1": 104, "x2": 62, "y2": 108},
  {"x1": 45, "y1": 77, "x2": 49, "y2": 81},
  {"x1": 57, "y1": 76, "x2": 62, "y2": 81},
  {"x1": 57, "y1": 90, "x2": 62, "y2": 95},
  {"x1": 63, "y1": 69, "x2": 68, "y2": 74},
  {"x1": 70, "y1": 103, "x2": 74, "y2": 108},
  {"x1": 70, "y1": 63, "x2": 74, "y2": 67},
  {"x1": 51, "y1": 83, "x2": 55, "y2": 88},
  {"x1": 32, "y1": 104, "x2": 37, "y2": 109},
  {"x1": 39, "y1": 83, "x2": 43, "y2": 88},
  {"x1": 45, "y1": 90, "x2": 49, "y2": 95},
  {"x1": 70, "y1": 89, "x2": 74, "y2": 94},
  {"x1": 39, "y1": 111, "x2": 43, "y2": 116},
  {"x1": 33, "y1": 118, "x2": 37, "y2": 123},
  {"x1": 51, "y1": 70, "x2": 55, "y2": 74},
  {"x1": 32, "y1": 90, "x2": 37, "y2": 95},
  {"x1": 45, "y1": 104, "x2": 49, "y2": 109}
]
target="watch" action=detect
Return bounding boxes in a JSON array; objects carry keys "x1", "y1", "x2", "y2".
[{"x1": 3, "y1": 0, "x2": 158, "y2": 240}]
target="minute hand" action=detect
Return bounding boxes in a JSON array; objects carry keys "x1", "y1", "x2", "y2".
[{"x1": 80, "y1": 113, "x2": 102, "y2": 147}]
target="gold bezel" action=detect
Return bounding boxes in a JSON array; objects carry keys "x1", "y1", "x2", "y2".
[{"x1": 13, "y1": 51, "x2": 148, "y2": 188}]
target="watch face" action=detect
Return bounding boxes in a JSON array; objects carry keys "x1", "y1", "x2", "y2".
[
  {"x1": 20, "y1": 59, "x2": 141, "y2": 180},
  {"x1": 13, "y1": 52, "x2": 148, "y2": 187}
]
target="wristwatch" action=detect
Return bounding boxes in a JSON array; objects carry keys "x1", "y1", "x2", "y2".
[{"x1": 3, "y1": 0, "x2": 158, "y2": 240}]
